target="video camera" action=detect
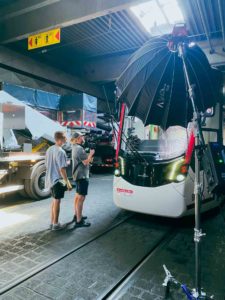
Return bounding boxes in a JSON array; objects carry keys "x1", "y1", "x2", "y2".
[
  {"x1": 84, "y1": 134, "x2": 98, "y2": 150},
  {"x1": 84, "y1": 130, "x2": 113, "y2": 151}
]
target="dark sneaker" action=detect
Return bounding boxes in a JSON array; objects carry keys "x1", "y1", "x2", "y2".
[
  {"x1": 75, "y1": 219, "x2": 91, "y2": 228},
  {"x1": 52, "y1": 223, "x2": 64, "y2": 231},
  {"x1": 72, "y1": 215, "x2": 87, "y2": 223},
  {"x1": 48, "y1": 224, "x2": 53, "y2": 230}
]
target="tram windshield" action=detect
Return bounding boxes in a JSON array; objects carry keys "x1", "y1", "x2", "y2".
[{"x1": 122, "y1": 117, "x2": 188, "y2": 161}]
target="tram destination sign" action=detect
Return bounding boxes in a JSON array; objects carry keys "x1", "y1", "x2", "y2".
[{"x1": 28, "y1": 28, "x2": 60, "y2": 50}]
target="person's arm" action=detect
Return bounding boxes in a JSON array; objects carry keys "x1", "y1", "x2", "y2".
[
  {"x1": 82, "y1": 149, "x2": 95, "y2": 166},
  {"x1": 60, "y1": 168, "x2": 72, "y2": 190},
  {"x1": 57, "y1": 151, "x2": 72, "y2": 190}
]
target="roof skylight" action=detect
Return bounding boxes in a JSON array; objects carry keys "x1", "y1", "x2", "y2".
[{"x1": 130, "y1": 0, "x2": 184, "y2": 36}]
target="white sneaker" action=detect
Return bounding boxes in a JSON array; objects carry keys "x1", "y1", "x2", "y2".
[{"x1": 52, "y1": 223, "x2": 64, "y2": 231}]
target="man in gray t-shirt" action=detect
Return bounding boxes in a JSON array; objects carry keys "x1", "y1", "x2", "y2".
[
  {"x1": 45, "y1": 146, "x2": 67, "y2": 189},
  {"x1": 45, "y1": 131, "x2": 72, "y2": 230},
  {"x1": 71, "y1": 132, "x2": 94, "y2": 227},
  {"x1": 72, "y1": 144, "x2": 89, "y2": 181}
]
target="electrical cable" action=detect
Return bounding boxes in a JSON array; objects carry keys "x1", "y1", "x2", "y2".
[
  {"x1": 102, "y1": 85, "x2": 149, "y2": 165},
  {"x1": 111, "y1": 120, "x2": 149, "y2": 164}
]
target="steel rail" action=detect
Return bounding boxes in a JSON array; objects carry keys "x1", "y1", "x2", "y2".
[
  {"x1": 101, "y1": 229, "x2": 177, "y2": 300},
  {"x1": 0, "y1": 213, "x2": 134, "y2": 295}
]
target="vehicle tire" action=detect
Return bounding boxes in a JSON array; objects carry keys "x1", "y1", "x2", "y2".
[
  {"x1": 18, "y1": 188, "x2": 29, "y2": 198},
  {"x1": 24, "y1": 163, "x2": 50, "y2": 200}
]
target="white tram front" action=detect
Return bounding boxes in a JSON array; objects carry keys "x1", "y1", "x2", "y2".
[{"x1": 113, "y1": 104, "x2": 225, "y2": 217}]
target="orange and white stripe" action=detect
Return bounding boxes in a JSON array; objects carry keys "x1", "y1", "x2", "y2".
[
  {"x1": 60, "y1": 120, "x2": 82, "y2": 127},
  {"x1": 83, "y1": 121, "x2": 96, "y2": 128}
]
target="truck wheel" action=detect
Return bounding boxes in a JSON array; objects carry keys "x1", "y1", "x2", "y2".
[
  {"x1": 18, "y1": 189, "x2": 29, "y2": 198},
  {"x1": 24, "y1": 163, "x2": 50, "y2": 200}
]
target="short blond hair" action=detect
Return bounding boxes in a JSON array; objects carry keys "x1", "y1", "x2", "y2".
[{"x1": 70, "y1": 137, "x2": 79, "y2": 144}]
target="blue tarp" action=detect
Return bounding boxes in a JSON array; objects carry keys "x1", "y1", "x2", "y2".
[
  {"x1": 59, "y1": 93, "x2": 97, "y2": 112},
  {"x1": 2, "y1": 83, "x2": 97, "y2": 112},
  {"x1": 2, "y1": 82, "x2": 60, "y2": 110},
  {"x1": 83, "y1": 94, "x2": 97, "y2": 112}
]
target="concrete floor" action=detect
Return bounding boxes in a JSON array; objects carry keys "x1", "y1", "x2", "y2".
[
  {"x1": 0, "y1": 174, "x2": 129, "y2": 290},
  {"x1": 0, "y1": 174, "x2": 225, "y2": 300},
  {"x1": 113, "y1": 210, "x2": 225, "y2": 300},
  {"x1": 0, "y1": 174, "x2": 120, "y2": 239}
]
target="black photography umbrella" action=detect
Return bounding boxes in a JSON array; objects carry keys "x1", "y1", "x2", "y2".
[
  {"x1": 116, "y1": 25, "x2": 220, "y2": 299},
  {"x1": 116, "y1": 32, "x2": 218, "y2": 129}
]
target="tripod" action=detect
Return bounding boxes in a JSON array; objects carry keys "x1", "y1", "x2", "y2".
[{"x1": 163, "y1": 43, "x2": 213, "y2": 299}]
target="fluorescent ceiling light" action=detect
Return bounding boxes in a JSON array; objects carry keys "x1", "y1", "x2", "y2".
[{"x1": 130, "y1": 0, "x2": 184, "y2": 36}]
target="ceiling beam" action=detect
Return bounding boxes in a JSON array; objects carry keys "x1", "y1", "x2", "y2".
[
  {"x1": 0, "y1": 0, "x2": 148, "y2": 44},
  {"x1": 79, "y1": 38, "x2": 225, "y2": 83},
  {"x1": 0, "y1": 46, "x2": 107, "y2": 99},
  {"x1": 0, "y1": 66, "x2": 73, "y2": 95},
  {"x1": 0, "y1": 0, "x2": 60, "y2": 21}
]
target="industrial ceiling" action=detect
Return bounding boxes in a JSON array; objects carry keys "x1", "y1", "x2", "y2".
[{"x1": 0, "y1": 0, "x2": 225, "y2": 100}]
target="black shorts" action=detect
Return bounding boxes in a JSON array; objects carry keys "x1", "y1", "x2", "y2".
[
  {"x1": 76, "y1": 179, "x2": 89, "y2": 196},
  {"x1": 51, "y1": 181, "x2": 66, "y2": 199}
]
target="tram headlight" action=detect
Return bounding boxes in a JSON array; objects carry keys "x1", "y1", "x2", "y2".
[
  {"x1": 114, "y1": 169, "x2": 121, "y2": 176},
  {"x1": 176, "y1": 174, "x2": 185, "y2": 182},
  {"x1": 168, "y1": 158, "x2": 185, "y2": 181},
  {"x1": 115, "y1": 156, "x2": 125, "y2": 177},
  {"x1": 119, "y1": 157, "x2": 125, "y2": 175},
  {"x1": 168, "y1": 158, "x2": 188, "y2": 182}
]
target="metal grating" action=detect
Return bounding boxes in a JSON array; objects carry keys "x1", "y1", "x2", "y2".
[{"x1": 5, "y1": 1, "x2": 225, "y2": 76}]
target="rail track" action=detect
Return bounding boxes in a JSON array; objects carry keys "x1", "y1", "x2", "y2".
[
  {"x1": 0, "y1": 213, "x2": 134, "y2": 295},
  {"x1": 1, "y1": 214, "x2": 175, "y2": 299},
  {"x1": 101, "y1": 230, "x2": 176, "y2": 300}
]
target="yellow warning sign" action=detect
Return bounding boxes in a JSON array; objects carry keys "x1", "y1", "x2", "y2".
[{"x1": 28, "y1": 28, "x2": 60, "y2": 50}]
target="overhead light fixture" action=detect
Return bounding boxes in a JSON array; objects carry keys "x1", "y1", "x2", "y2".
[{"x1": 130, "y1": 0, "x2": 184, "y2": 36}]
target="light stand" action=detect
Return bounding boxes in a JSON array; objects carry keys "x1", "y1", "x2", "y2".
[
  {"x1": 179, "y1": 43, "x2": 207, "y2": 298},
  {"x1": 163, "y1": 43, "x2": 213, "y2": 299}
]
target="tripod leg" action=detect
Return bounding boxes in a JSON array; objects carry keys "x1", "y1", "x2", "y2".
[
  {"x1": 181, "y1": 284, "x2": 194, "y2": 300},
  {"x1": 164, "y1": 281, "x2": 171, "y2": 299}
]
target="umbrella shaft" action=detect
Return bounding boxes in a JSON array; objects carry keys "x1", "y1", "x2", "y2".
[{"x1": 178, "y1": 44, "x2": 197, "y2": 115}]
